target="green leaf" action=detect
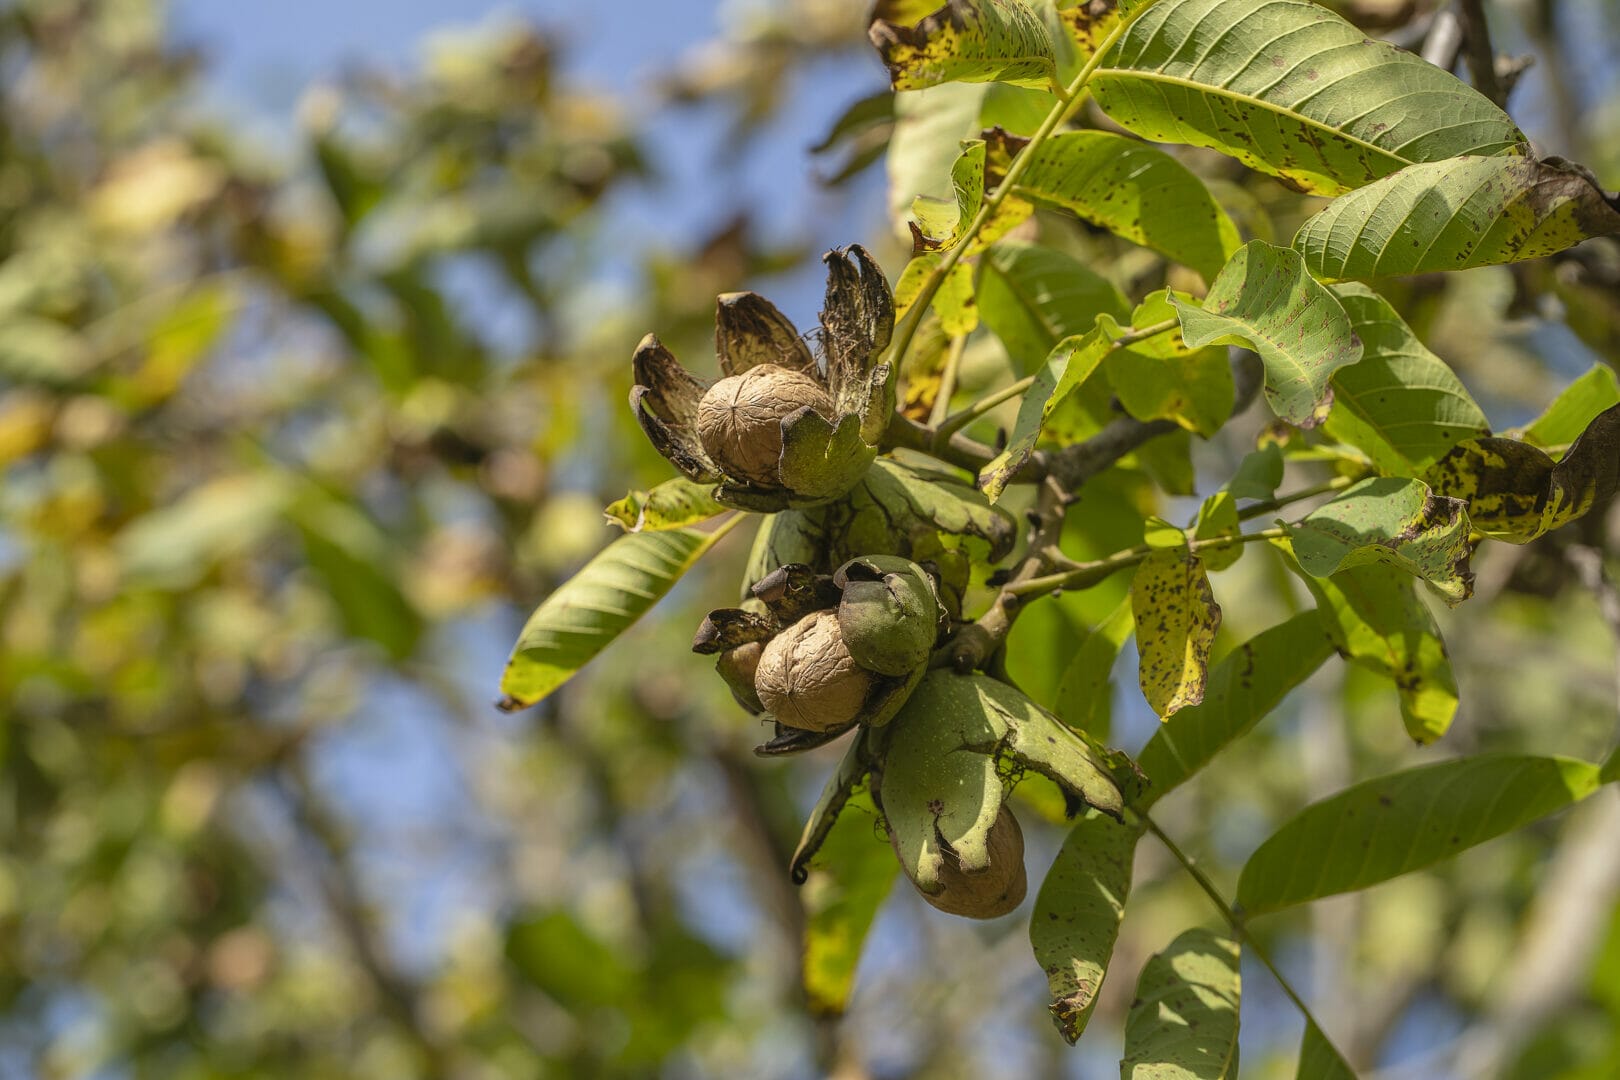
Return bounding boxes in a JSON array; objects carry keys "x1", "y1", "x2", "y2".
[
  {"x1": 1323, "y1": 284, "x2": 1490, "y2": 473},
  {"x1": 979, "y1": 326, "x2": 1112, "y2": 499},
  {"x1": 1298, "y1": 1020, "x2": 1357, "y2": 1080},
  {"x1": 1103, "y1": 291, "x2": 1234, "y2": 438},
  {"x1": 1132, "y1": 549, "x2": 1222, "y2": 719},
  {"x1": 911, "y1": 139, "x2": 986, "y2": 245},
  {"x1": 1293, "y1": 156, "x2": 1620, "y2": 279},
  {"x1": 1237, "y1": 754, "x2": 1605, "y2": 915},
  {"x1": 605, "y1": 477, "x2": 727, "y2": 532},
  {"x1": 1525, "y1": 365, "x2": 1620, "y2": 451},
  {"x1": 1291, "y1": 561, "x2": 1457, "y2": 744},
  {"x1": 883, "y1": 670, "x2": 1124, "y2": 891},
  {"x1": 978, "y1": 241, "x2": 1130, "y2": 369},
  {"x1": 1192, "y1": 491, "x2": 1241, "y2": 572},
  {"x1": 896, "y1": 251, "x2": 980, "y2": 335},
  {"x1": 870, "y1": 0, "x2": 1059, "y2": 91},
  {"x1": 1136, "y1": 611, "x2": 1335, "y2": 810},
  {"x1": 498, "y1": 527, "x2": 724, "y2": 709},
  {"x1": 1122, "y1": 928, "x2": 1241, "y2": 1080},
  {"x1": 1055, "y1": 595, "x2": 1135, "y2": 738},
  {"x1": 1603, "y1": 745, "x2": 1619, "y2": 785},
  {"x1": 1031, "y1": 812, "x2": 1141, "y2": 1043},
  {"x1": 1009, "y1": 130, "x2": 1242, "y2": 280},
  {"x1": 800, "y1": 789, "x2": 897, "y2": 1016},
  {"x1": 1090, "y1": 0, "x2": 1526, "y2": 196},
  {"x1": 1422, "y1": 406, "x2": 1620, "y2": 543},
  {"x1": 1286, "y1": 477, "x2": 1473, "y2": 603},
  {"x1": 507, "y1": 910, "x2": 635, "y2": 1008},
  {"x1": 1172, "y1": 242, "x2": 1363, "y2": 427},
  {"x1": 1227, "y1": 445, "x2": 1284, "y2": 500}
]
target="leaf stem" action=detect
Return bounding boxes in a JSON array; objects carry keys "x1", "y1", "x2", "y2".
[
  {"x1": 1137, "y1": 809, "x2": 1351, "y2": 1066},
  {"x1": 1236, "y1": 475, "x2": 1354, "y2": 521},
  {"x1": 934, "y1": 374, "x2": 1036, "y2": 443},
  {"x1": 882, "y1": 3, "x2": 1157, "y2": 375},
  {"x1": 1007, "y1": 527, "x2": 1287, "y2": 599},
  {"x1": 927, "y1": 333, "x2": 969, "y2": 427}
]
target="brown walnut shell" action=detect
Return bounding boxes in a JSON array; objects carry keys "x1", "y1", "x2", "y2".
[
  {"x1": 695, "y1": 364, "x2": 833, "y2": 486},
  {"x1": 754, "y1": 609, "x2": 873, "y2": 732}
]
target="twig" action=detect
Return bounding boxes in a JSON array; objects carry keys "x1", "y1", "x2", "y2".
[
  {"x1": 1457, "y1": 0, "x2": 1506, "y2": 106},
  {"x1": 927, "y1": 333, "x2": 968, "y2": 427},
  {"x1": 1008, "y1": 528, "x2": 1288, "y2": 599},
  {"x1": 1137, "y1": 810, "x2": 1353, "y2": 1068},
  {"x1": 1236, "y1": 475, "x2": 1354, "y2": 521}
]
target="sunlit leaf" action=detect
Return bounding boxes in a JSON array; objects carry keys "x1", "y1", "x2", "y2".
[
  {"x1": 1007, "y1": 130, "x2": 1242, "y2": 280},
  {"x1": 1132, "y1": 548, "x2": 1222, "y2": 718},
  {"x1": 870, "y1": 0, "x2": 1059, "y2": 91},
  {"x1": 1172, "y1": 242, "x2": 1362, "y2": 427},
  {"x1": 1122, "y1": 928, "x2": 1241, "y2": 1079},
  {"x1": 498, "y1": 527, "x2": 726, "y2": 710},
  {"x1": 1031, "y1": 811, "x2": 1141, "y2": 1043},
  {"x1": 1090, "y1": 0, "x2": 1526, "y2": 196},
  {"x1": 1323, "y1": 284, "x2": 1490, "y2": 473},
  {"x1": 1136, "y1": 611, "x2": 1335, "y2": 809},
  {"x1": 1286, "y1": 477, "x2": 1473, "y2": 603},
  {"x1": 1294, "y1": 156, "x2": 1620, "y2": 279},
  {"x1": 1192, "y1": 490, "x2": 1241, "y2": 571},
  {"x1": 1238, "y1": 754, "x2": 1604, "y2": 915},
  {"x1": 887, "y1": 82, "x2": 988, "y2": 228},
  {"x1": 605, "y1": 477, "x2": 727, "y2": 532}
]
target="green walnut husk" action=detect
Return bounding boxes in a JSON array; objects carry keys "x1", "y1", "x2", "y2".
[
  {"x1": 693, "y1": 556, "x2": 944, "y2": 750},
  {"x1": 739, "y1": 458, "x2": 1017, "y2": 615},
  {"x1": 876, "y1": 670, "x2": 1126, "y2": 899},
  {"x1": 630, "y1": 246, "x2": 895, "y2": 512}
]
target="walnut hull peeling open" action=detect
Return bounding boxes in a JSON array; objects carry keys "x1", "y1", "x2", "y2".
[{"x1": 900, "y1": 805, "x2": 1027, "y2": 920}]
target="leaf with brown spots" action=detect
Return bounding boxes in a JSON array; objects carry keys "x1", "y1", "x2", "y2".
[
  {"x1": 1030, "y1": 811, "x2": 1140, "y2": 1043},
  {"x1": 604, "y1": 477, "x2": 727, "y2": 532},
  {"x1": 870, "y1": 0, "x2": 1059, "y2": 92},
  {"x1": 1422, "y1": 404, "x2": 1620, "y2": 543},
  {"x1": 1237, "y1": 755, "x2": 1605, "y2": 915},
  {"x1": 1286, "y1": 477, "x2": 1474, "y2": 604},
  {"x1": 1172, "y1": 241, "x2": 1363, "y2": 427},
  {"x1": 1122, "y1": 928, "x2": 1241, "y2": 1079},
  {"x1": 1131, "y1": 548, "x2": 1222, "y2": 719},
  {"x1": 1294, "y1": 156, "x2": 1620, "y2": 279},
  {"x1": 1089, "y1": 0, "x2": 1526, "y2": 196}
]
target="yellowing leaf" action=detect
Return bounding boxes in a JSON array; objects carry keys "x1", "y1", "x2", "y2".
[
  {"x1": 870, "y1": 0, "x2": 1059, "y2": 92},
  {"x1": 1422, "y1": 405, "x2": 1620, "y2": 543},
  {"x1": 605, "y1": 477, "x2": 726, "y2": 532},
  {"x1": 1132, "y1": 549, "x2": 1221, "y2": 718}
]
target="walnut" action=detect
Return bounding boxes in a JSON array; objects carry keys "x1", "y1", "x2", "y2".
[
  {"x1": 905, "y1": 806, "x2": 1027, "y2": 920},
  {"x1": 715, "y1": 640, "x2": 765, "y2": 714},
  {"x1": 754, "y1": 609, "x2": 874, "y2": 732},
  {"x1": 695, "y1": 364, "x2": 833, "y2": 486}
]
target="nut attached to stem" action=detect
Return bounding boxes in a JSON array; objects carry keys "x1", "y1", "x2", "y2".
[{"x1": 696, "y1": 364, "x2": 833, "y2": 487}]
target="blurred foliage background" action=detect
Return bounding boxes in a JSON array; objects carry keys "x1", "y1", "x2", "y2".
[{"x1": 1, "y1": 1, "x2": 1618, "y2": 1078}]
